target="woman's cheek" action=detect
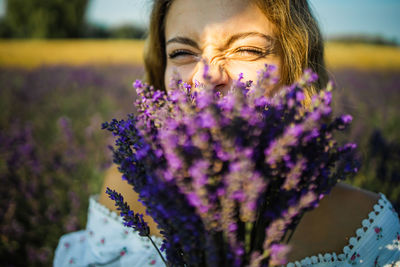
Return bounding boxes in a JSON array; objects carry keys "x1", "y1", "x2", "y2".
[
  {"x1": 165, "y1": 64, "x2": 196, "y2": 91},
  {"x1": 179, "y1": 64, "x2": 197, "y2": 85},
  {"x1": 165, "y1": 59, "x2": 281, "y2": 91},
  {"x1": 225, "y1": 60, "x2": 281, "y2": 96},
  {"x1": 225, "y1": 61, "x2": 268, "y2": 83},
  {"x1": 164, "y1": 68, "x2": 172, "y2": 92}
]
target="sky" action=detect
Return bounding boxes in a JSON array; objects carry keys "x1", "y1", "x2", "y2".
[
  {"x1": 0, "y1": 0, "x2": 399, "y2": 42},
  {"x1": 85, "y1": 0, "x2": 152, "y2": 28},
  {"x1": 308, "y1": 0, "x2": 400, "y2": 42}
]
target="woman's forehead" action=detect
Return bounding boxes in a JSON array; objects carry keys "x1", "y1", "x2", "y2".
[{"x1": 165, "y1": 0, "x2": 276, "y2": 45}]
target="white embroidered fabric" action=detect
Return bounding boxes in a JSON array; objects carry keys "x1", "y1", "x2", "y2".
[
  {"x1": 53, "y1": 195, "x2": 165, "y2": 267},
  {"x1": 286, "y1": 193, "x2": 400, "y2": 267},
  {"x1": 54, "y1": 193, "x2": 400, "y2": 267}
]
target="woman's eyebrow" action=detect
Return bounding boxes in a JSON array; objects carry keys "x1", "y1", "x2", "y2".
[
  {"x1": 225, "y1": 32, "x2": 275, "y2": 47},
  {"x1": 166, "y1": 37, "x2": 200, "y2": 49},
  {"x1": 166, "y1": 32, "x2": 274, "y2": 49}
]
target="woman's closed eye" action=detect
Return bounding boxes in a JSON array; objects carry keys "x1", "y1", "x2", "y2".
[
  {"x1": 230, "y1": 47, "x2": 271, "y2": 60},
  {"x1": 167, "y1": 46, "x2": 272, "y2": 62},
  {"x1": 168, "y1": 49, "x2": 197, "y2": 59}
]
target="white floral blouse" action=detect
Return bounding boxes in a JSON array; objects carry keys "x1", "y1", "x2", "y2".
[
  {"x1": 54, "y1": 195, "x2": 165, "y2": 267},
  {"x1": 54, "y1": 193, "x2": 400, "y2": 267}
]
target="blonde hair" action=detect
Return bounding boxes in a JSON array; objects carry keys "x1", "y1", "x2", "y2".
[{"x1": 143, "y1": 0, "x2": 328, "y2": 102}]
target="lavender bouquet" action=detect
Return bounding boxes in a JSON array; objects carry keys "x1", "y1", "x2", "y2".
[{"x1": 102, "y1": 64, "x2": 358, "y2": 267}]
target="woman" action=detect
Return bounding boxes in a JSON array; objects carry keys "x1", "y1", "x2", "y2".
[{"x1": 54, "y1": 0, "x2": 400, "y2": 266}]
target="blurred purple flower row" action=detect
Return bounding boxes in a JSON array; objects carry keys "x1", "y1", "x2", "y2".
[
  {"x1": 331, "y1": 69, "x2": 400, "y2": 210},
  {"x1": 0, "y1": 64, "x2": 144, "y2": 266}
]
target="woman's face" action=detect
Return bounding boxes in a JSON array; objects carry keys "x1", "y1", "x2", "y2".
[{"x1": 164, "y1": 0, "x2": 282, "y2": 95}]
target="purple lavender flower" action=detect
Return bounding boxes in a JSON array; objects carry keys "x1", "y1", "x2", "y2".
[
  {"x1": 134, "y1": 79, "x2": 144, "y2": 88},
  {"x1": 104, "y1": 64, "x2": 359, "y2": 267},
  {"x1": 203, "y1": 62, "x2": 210, "y2": 80},
  {"x1": 106, "y1": 187, "x2": 150, "y2": 236},
  {"x1": 341, "y1": 114, "x2": 353, "y2": 124},
  {"x1": 269, "y1": 244, "x2": 291, "y2": 265}
]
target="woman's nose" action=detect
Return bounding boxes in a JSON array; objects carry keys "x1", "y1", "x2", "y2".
[{"x1": 191, "y1": 59, "x2": 230, "y2": 93}]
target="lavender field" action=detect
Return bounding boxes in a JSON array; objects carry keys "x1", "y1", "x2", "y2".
[
  {"x1": 331, "y1": 69, "x2": 400, "y2": 209},
  {"x1": 0, "y1": 65, "x2": 144, "y2": 266},
  {"x1": 0, "y1": 64, "x2": 399, "y2": 266}
]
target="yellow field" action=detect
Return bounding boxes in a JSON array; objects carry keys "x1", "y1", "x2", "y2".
[
  {"x1": 1, "y1": 39, "x2": 400, "y2": 70},
  {"x1": 0, "y1": 40, "x2": 146, "y2": 68},
  {"x1": 324, "y1": 42, "x2": 400, "y2": 70}
]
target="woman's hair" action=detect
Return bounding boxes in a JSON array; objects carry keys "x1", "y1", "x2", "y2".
[{"x1": 143, "y1": 0, "x2": 328, "y2": 100}]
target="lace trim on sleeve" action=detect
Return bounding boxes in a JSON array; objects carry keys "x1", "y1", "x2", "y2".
[{"x1": 286, "y1": 193, "x2": 399, "y2": 266}]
